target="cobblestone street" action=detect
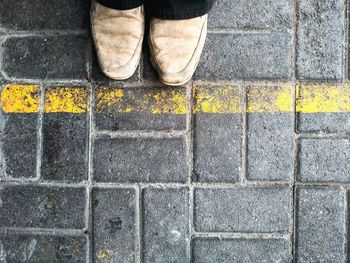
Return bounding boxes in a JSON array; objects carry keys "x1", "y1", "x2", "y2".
[{"x1": 0, "y1": 0, "x2": 350, "y2": 262}]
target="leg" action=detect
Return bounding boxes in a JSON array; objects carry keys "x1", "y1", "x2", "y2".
[
  {"x1": 96, "y1": 0, "x2": 143, "y2": 10},
  {"x1": 146, "y1": 0, "x2": 215, "y2": 20}
]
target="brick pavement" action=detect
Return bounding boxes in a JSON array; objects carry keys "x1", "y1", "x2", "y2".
[{"x1": 0, "y1": 0, "x2": 350, "y2": 262}]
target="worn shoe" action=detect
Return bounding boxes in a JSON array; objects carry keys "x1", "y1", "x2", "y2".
[
  {"x1": 148, "y1": 15, "x2": 207, "y2": 86},
  {"x1": 91, "y1": 2, "x2": 144, "y2": 80}
]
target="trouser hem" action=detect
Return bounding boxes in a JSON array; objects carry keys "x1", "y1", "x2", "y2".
[{"x1": 95, "y1": 0, "x2": 143, "y2": 10}]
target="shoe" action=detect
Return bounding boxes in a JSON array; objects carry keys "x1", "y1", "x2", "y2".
[
  {"x1": 90, "y1": 2, "x2": 144, "y2": 80},
  {"x1": 148, "y1": 15, "x2": 208, "y2": 86}
]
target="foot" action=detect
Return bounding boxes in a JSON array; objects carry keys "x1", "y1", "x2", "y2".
[
  {"x1": 91, "y1": 2, "x2": 144, "y2": 80},
  {"x1": 148, "y1": 15, "x2": 208, "y2": 86}
]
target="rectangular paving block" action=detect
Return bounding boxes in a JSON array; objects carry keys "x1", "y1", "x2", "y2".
[
  {"x1": 93, "y1": 138, "x2": 188, "y2": 183},
  {"x1": 209, "y1": 0, "x2": 292, "y2": 30},
  {"x1": 0, "y1": 84, "x2": 39, "y2": 178},
  {"x1": 192, "y1": 238, "x2": 290, "y2": 263},
  {"x1": 95, "y1": 86, "x2": 187, "y2": 131},
  {"x1": 298, "y1": 138, "x2": 350, "y2": 182},
  {"x1": 194, "y1": 187, "x2": 292, "y2": 233},
  {"x1": 92, "y1": 188, "x2": 136, "y2": 263},
  {"x1": 296, "y1": 187, "x2": 345, "y2": 262},
  {"x1": 0, "y1": 233, "x2": 87, "y2": 263},
  {"x1": 247, "y1": 86, "x2": 294, "y2": 181},
  {"x1": 297, "y1": 84, "x2": 350, "y2": 133},
  {"x1": 0, "y1": 0, "x2": 90, "y2": 30},
  {"x1": 193, "y1": 86, "x2": 242, "y2": 182},
  {"x1": 296, "y1": 0, "x2": 343, "y2": 80},
  {"x1": 142, "y1": 188, "x2": 189, "y2": 263},
  {"x1": 41, "y1": 87, "x2": 88, "y2": 182},
  {"x1": 2, "y1": 35, "x2": 90, "y2": 80},
  {"x1": 194, "y1": 33, "x2": 291, "y2": 81},
  {"x1": 0, "y1": 185, "x2": 86, "y2": 229}
]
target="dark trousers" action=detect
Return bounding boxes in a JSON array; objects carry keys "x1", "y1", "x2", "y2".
[{"x1": 96, "y1": 0, "x2": 215, "y2": 19}]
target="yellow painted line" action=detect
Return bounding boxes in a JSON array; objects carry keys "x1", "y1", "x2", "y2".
[
  {"x1": 0, "y1": 84, "x2": 40, "y2": 113},
  {"x1": 95, "y1": 87, "x2": 188, "y2": 114},
  {"x1": 45, "y1": 87, "x2": 88, "y2": 113},
  {"x1": 1, "y1": 84, "x2": 350, "y2": 114},
  {"x1": 296, "y1": 84, "x2": 350, "y2": 113},
  {"x1": 247, "y1": 85, "x2": 293, "y2": 112},
  {"x1": 193, "y1": 86, "x2": 240, "y2": 113}
]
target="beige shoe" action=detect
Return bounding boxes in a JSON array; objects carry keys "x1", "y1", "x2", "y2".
[
  {"x1": 148, "y1": 15, "x2": 208, "y2": 86},
  {"x1": 91, "y1": 2, "x2": 144, "y2": 80}
]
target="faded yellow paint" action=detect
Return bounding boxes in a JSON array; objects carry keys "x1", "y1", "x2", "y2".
[
  {"x1": 2, "y1": 84, "x2": 350, "y2": 114},
  {"x1": 1, "y1": 84, "x2": 40, "y2": 113},
  {"x1": 97, "y1": 249, "x2": 112, "y2": 261},
  {"x1": 296, "y1": 84, "x2": 350, "y2": 113},
  {"x1": 151, "y1": 90, "x2": 187, "y2": 114},
  {"x1": 247, "y1": 85, "x2": 293, "y2": 112},
  {"x1": 45, "y1": 87, "x2": 88, "y2": 113},
  {"x1": 95, "y1": 87, "x2": 188, "y2": 114},
  {"x1": 95, "y1": 87, "x2": 124, "y2": 112},
  {"x1": 193, "y1": 86, "x2": 240, "y2": 113}
]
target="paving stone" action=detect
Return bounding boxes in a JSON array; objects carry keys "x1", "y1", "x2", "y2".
[
  {"x1": 92, "y1": 188, "x2": 136, "y2": 263},
  {"x1": 296, "y1": 0, "x2": 343, "y2": 80},
  {"x1": 194, "y1": 33, "x2": 291, "y2": 81},
  {"x1": 95, "y1": 86, "x2": 187, "y2": 131},
  {"x1": 41, "y1": 113, "x2": 88, "y2": 182},
  {"x1": 193, "y1": 86, "x2": 242, "y2": 182},
  {"x1": 0, "y1": 234, "x2": 87, "y2": 263},
  {"x1": 247, "y1": 112, "x2": 294, "y2": 181},
  {"x1": 0, "y1": 0, "x2": 90, "y2": 30},
  {"x1": 2, "y1": 35, "x2": 90, "y2": 80},
  {"x1": 194, "y1": 187, "x2": 292, "y2": 232},
  {"x1": 298, "y1": 139, "x2": 350, "y2": 182},
  {"x1": 143, "y1": 188, "x2": 189, "y2": 263},
  {"x1": 209, "y1": 0, "x2": 292, "y2": 30},
  {"x1": 0, "y1": 113, "x2": 38, "y2": 178},
  {"x1": 297, "y1": 112, "x2": 350, "y2": 133},
  {"x1": 194, "y1": 114, "x2": 241, "y2": 182},
  {"x1": 296, "y1": 187, "x2": 345, "y2": 262},
  {"x1": 0, "y1": 185, "x2": 86, "y2": 229},
  {"x1": 93, "y1": 138, "x2": 188, "y2": 183},
  {"x1": 193, "y1": 238, "x2": 290, "y2": 263}
]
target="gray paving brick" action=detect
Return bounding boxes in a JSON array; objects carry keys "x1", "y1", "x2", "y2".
[
  {"x1": 143, "y1": 188, "x2": 189, "y2": 263},
  {"x1": 95, "y1": 86, "x2": 187, "y2": 131},
  {"x1": 93, "y1": 138, "x2": 188, "y2": 183},
  {"x1": 0, "y1": 0, "x2": 90, "y2": 30},
  {"x1": 42, "y1": 113, "x2": 88, "y2": 182},
  {"x1": 193, "y1": 238, "x2": 290, "y2": 263},
  {"x1": 0, "y1": 234, "x2": 87, "y2": 263},
  {"x1": 297, "y1": 112, "x2": 350, "y2": 133},
  {"x1": 194, "y1": 187, "x2": 292, "y2": 232},
  {"x1": 209, "y1": 0, "x2": 292, "y2": 30},
  {"x1": 296, "y1": 0, "x2": 343, "y2": 80},
  {"x1": 92, "y1": 188, "x2": 136, "y2": 263},
  {"x1": 194, "y1": 33, "x2": 291, "y2": 81},
  {"x1": 0, "y1": 185, "x2": 86, "y2": 229},
  {"x1": 194, "y1": 114, "x2": 242, "y2": 182},
  {"x1": 296, "y1": 187, "x2": 345, "y2": 262},
  {"x1": 2, "y1": 35, "x2": 90, "y2": 80},
  {"x1": 247, "y1": 112, "x2": 294, "y2": 181},
  {"x1": 0, "y1": 113, "x2": 38, "y2": 178},
  {"x1": 298, "y1": 139, "x2": 350, "y2": 182}
]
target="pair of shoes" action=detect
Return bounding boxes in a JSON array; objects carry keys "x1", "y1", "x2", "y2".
[{"x1": 91, "y1": 2, "x2": 207, "y2": 86}]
